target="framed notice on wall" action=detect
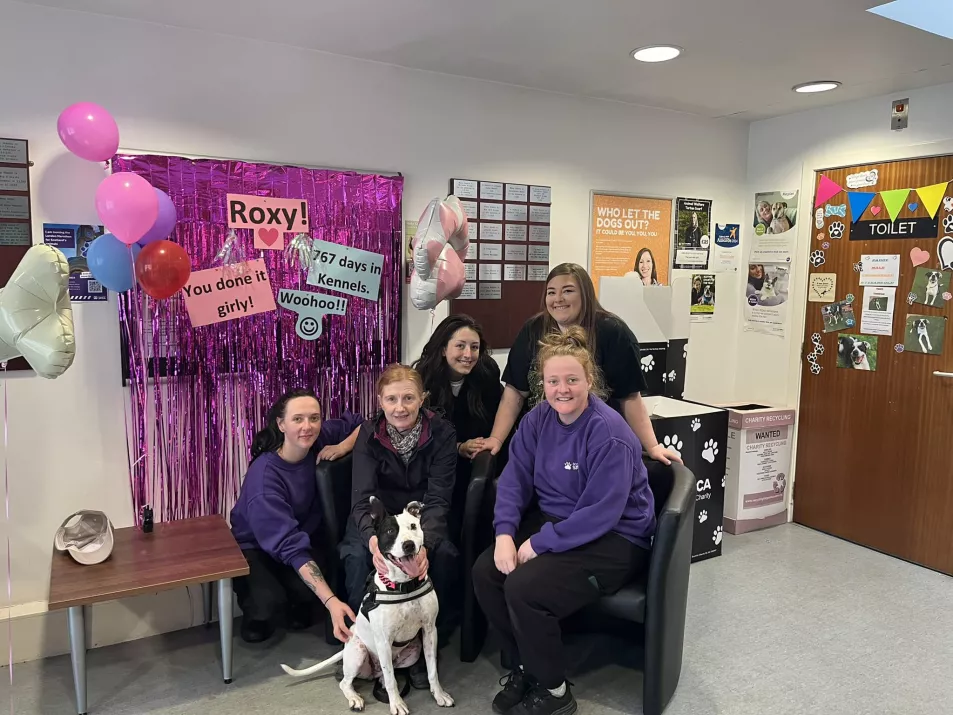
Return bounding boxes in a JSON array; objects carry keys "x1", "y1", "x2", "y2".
[
  {"x1": 0, "y1": 137, "x2": 33, "y2": 373},
  {"x1": 447, "y1": 178, "x2": 552, "y2": 349},
  {"x1": 589, "y1": 192, "x2": 674, "y2": 295}
]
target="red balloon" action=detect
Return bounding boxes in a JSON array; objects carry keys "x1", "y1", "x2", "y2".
[{"x1": 135, "y1": 240, "x2": 191, "y2": 300}]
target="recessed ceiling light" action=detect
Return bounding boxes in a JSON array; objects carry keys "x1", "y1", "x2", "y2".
[
  {"x1": 792, "y1": 81, "x2": 841, "y2": 94},
  {"x1": 631, "y1": 45, "x2": 683, "y2": 63}
]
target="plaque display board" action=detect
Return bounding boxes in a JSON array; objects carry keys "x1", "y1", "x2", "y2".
[
  {"x1": 448, "y1": 178, "x2": 552, "y2": 349},
  {"x1": 0, "y1": 138, "x2": 33, "y2": 373}
]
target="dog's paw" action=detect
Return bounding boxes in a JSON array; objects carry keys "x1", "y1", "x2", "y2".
[
  {"x1": 713, "y1": 526, "x2": 723, "y2": 546},
  {"x1": 348, "y1": 695, "x2": 366, "y2": 712},
  {"x1": 389, "y1": 696, "x2": 410, "y2": 715},
  {"x1": 640, "y1": 354, "x2": 655, "y2": 372},
  {"x1": 702, "y1": 439, "x2": 719, "y2": 464},
  {"x1": 432, "y1": 689, "x2": 455, "y2": 708},
  {"x1": 698, "y1": 509, "x2": 708, "y2": 524},
  {"x1": 828, "y1": 221, "x2": 845, "y2": 239},
  {"x1": 809, "y1": 250, "x2": 826, "y2": 268},
  {"x1": 691, "y1": 417, "x2": 701, "y2": 432}
]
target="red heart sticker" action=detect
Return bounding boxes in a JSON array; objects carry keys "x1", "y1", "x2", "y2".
[
  {"x1": 870, "y1": 206, "x2": 882, "y2": 216},
  {"x1": 258, "y1": 228, "x2": 280, "y2": 246},
  {"x1": 910, "y1": 247, "x2": 930, "y2": 267}
]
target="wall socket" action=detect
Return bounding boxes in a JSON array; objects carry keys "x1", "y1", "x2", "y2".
[{"x1": 892, "y1": 98, "x2": 909, "y2": 131}]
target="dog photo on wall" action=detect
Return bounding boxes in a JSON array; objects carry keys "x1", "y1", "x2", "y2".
[
  {"x1": 837, "y1": 334, "x2": 878, "y2": 371},
  {"x1": 821, "y1": 299, "x2": 856, "y2": 334},
  {"x1": 904, "y1": 314, "x2": 948, "y2": 355},
  {"x1": 910, "y1": 267, "x2": 951, "y2": 308}
]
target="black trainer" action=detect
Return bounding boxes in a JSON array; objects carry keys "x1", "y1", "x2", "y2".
[
  {"x1": 373, "y1": 673, "x2": 411, "y2": 703},
  {"x1": 408, "y1": 655, "x2": 430, "y2": 689},
  {"x1": 511, "y1": 684, "x2": 577, "y2": 715},
  {"x1": 493, "y1": 668, "x2": 533, "y2": 714},
  {"x1": 240, "y1": 617, "x2": 275, "y2": 643}
]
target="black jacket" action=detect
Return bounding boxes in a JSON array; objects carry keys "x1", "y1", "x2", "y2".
[{"x1": 350, "y1": 411, "x2": 457, "y2": 549}]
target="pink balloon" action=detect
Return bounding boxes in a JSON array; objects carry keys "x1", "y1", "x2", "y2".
[
  {"x1": 95, "y1": 172, "x2": 159, "y2": 245},
  {"x1": 434, "y1": 245, "x2": 466, "y2": 302},
  {"x1": 57, "y1": 102, "x2": 120, "y2": 162}
]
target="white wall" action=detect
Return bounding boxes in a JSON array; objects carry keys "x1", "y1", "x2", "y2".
[
  {"x1": 741, "y1": 81, "x2": 953, "y2": 408},
  {"x1": 0, "y1": 1, "x2": 748, "y2": 660}
]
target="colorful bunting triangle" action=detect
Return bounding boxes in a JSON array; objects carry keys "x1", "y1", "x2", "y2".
[
  {"x1": 880, "y1": 189, "x2": 911, "y2": 222},
  {"x1": 847, "y1": 192, "x2": 876, "y2": 223},
  {"x1": 815, "y1": 175, "x2": 843, "y2": 207},
  {"x1": 915, "y1": 181, "x2": 949, "y2": 219}
]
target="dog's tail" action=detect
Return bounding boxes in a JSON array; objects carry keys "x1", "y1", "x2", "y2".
[{"x1": 280, "y1": 649, "x2": 345, "y2": 678}]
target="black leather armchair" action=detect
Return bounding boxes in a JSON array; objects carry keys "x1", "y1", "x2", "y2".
[
  {"x1": 315, "y1": 451, "x2": 498, "y2": 650},
  {"x1": 459, "y1": 459, "x2": 695, "y2": 715}
]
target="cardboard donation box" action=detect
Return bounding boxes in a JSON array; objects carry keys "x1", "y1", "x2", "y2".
[
  {"x1": 721, "y1": 404, "x2": 795, "y2": 535},
  {"x1": 644, "y1": 396, "x2": 728, "y2": 563},
  {"x1": 599, "y1": 274, "x2": 690, "y2": 399}
]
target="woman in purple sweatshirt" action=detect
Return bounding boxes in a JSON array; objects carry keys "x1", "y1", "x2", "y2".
[
  {"x1": 472, "y1": 328, "x2": 656, "y2": 715},
  {"x1": 230, "y1": 388, "x2": 363, "y2": 644}
]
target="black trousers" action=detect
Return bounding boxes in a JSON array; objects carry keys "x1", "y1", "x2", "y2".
[
  {"x1": 338, "y1": 519, "x2": 461, "y2": 637},
  {"x1": 233, "y1": 548, "x2": 317, "y2": 623},
  {"x1": 472, "y1": 511, "x2": 650, "y2": 689}
]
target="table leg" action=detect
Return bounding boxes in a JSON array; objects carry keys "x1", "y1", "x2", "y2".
[
  {"x1": 217, "y1": 578, "x2": 234, "y2": 683},
  {"x1": 67, "y1": 605, "x2": 88, "y2": 715}
]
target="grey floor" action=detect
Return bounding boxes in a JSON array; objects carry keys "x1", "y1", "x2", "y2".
[{"x1": 4, "y1": 524, "x2": 953, "y2": 715}]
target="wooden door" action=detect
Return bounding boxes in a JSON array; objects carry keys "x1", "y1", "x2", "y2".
[{"x1": 794, "y1": 156, "x2": 953, "y2": 575}]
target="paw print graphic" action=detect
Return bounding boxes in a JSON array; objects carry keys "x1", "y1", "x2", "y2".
[
  {"x1": 640, "y1": 355, "x2": 655, "y2": 373},
  {"x1": 944, "y1": 214, "x2": 953, "y2": 233},
  {"x1": 945, "y1": 292, "x2": 952, "y2": 302},
  {"x1": 828, "y1": 221, "x2": 845, "y2": 239},
  {"x1": 666, "y1": 370, "x2": 676, "y2": 383},
  {"x1": 713, "y1": 526, "x2": 723, "y2": 546},
  {"x1": 894, "y1": 344, "x2": 905, "y2": 353},
  {"x1": 809, "y1": 363, "x2": 821, "y2": 375},
  {"x1": 691, "y1": 418, "x2": 701, "y2": 432},
  {"x1": 698, "y1": 510, "x2": 708, "y2": 524},
  {"x1": 683, "y1": 344, "x2": 688, "y2": 359},
  {"x1": 661, "y1": 372, "x2": 667, "y2": 384},
  {"x1": 809, "y1": 250, "x2": 826, "y2": 268},
  {"x1": 822, "y1": 241, "x2": 830, "y2": 250},
  {"x1": 702, "y1": 439, "x2": 719, "y2": 464},
  {"x1": 907, "y1": 292, "x2": 917, "y2": 305},
  {"x1": 944, "y1": 196, "x2": 953, "y2": 213},
  {"x1": 813, "y1": 342, "x2": 825, "y2": 356},
  {"x1": 662, "y1": 435, "x2": 683, "y2": 458},
  {"x1": 846, "y1": 293, "x2": 855, "y2": 303},
  {"x1": 721, "y1": 474, "x2": 726, "y2": 488},
  {"x1": 811, "y1": 332, "x2": 822, "y2": 343}
]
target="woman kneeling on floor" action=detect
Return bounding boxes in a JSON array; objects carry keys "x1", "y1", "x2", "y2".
[
  {"x1": 230, "y1": 388, "x2": 361, "y2": 644},
  {"x1": 472, "y1": 328, "x2": 656, "y2": 715}
]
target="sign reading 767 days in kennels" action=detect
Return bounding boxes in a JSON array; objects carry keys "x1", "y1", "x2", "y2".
[{"x1": 306, "y1": 238, "x2": 384, "y2": 301}]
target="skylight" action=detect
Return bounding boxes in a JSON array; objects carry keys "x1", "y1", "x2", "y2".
[{"x1": 869, "y1": 1, "x2": 953, "y2": 41}]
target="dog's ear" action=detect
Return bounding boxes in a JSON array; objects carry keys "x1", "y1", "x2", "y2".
[
  {"x1": 405, "y1": 501, "x2": 424, "y2": 519},
  {"x1": 369, "y1": 496, "x2": 388, "y2": 526}
]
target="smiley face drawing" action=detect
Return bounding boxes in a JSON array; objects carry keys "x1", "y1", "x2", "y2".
[{"x1": 297, "y1": 315, "x2": 322, "y2": 340}]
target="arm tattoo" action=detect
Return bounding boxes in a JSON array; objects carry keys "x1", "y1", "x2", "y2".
[{"x1": 299, "y1": 560, "x2": 326, "y2": 594}]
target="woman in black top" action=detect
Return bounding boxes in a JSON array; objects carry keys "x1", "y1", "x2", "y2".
[
  {"x1": 481, "y1": 263, "x2": 682, "y2": 466},
  {"x1": 413, "y1": 315, "x2": 504, "y2": 545}
]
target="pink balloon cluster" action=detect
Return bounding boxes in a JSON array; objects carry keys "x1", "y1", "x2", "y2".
[
  {"x1": 57, "y1": 102, "x2": 191, "y2": 298},
  {"x1": 409, "y1": 196, "x2": 470, "y2": 310}
]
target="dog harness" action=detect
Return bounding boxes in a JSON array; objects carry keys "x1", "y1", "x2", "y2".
[{"x1": 359, "y1": 574, "x2": 435, "y2": 644}]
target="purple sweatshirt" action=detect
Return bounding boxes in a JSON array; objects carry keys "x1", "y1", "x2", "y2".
[
  {"x1": 230, "y1": 413, "x2": 363, "y2": 570},
  {"x1": 495, "y1": 396, "x2": 656, "y2": 552}
]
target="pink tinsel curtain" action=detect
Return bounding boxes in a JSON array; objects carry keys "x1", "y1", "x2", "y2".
[{"x1": 112, "y1": 154, "x2": 403, "y2": 524}]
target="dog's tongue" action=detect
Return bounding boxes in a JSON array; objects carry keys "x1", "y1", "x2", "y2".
[{"x1": 398, "y1": 555, "x2": 421, "y2": 578}]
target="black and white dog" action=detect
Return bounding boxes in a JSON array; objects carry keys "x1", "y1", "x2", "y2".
[
  {"x1": 824, "y1": 303, "x2": 841, "y2": 328},
  {"x1": 281, "y1": 499, "x2": 452, "y2": 714},
  {"x1": 923, "y1": 270, "x2": 942, "y2": 306},
  {"x1": 838, "y1": 335, "x2": 872, "y2": 370},
  {"x1": 912, "y1": 317, "x2": 933, "y2": 353}
]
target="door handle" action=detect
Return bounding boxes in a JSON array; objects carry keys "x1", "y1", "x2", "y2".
[{"x1": 933, "y1": 371, "x2": 953, "y2": 378}]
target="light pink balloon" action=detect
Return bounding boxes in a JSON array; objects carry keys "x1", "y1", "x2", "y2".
[
  {"x1": 434, "y1": 245, "x2": 466, "y2": 302},
  {"x1": 95, "y1": 172, "x2": 159, "y2": 245},
  {"x1": 57, "y1": 102, "x2": 120, "y2": 162}
]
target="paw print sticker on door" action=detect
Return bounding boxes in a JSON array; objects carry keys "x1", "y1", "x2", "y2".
[
  {"x1": 809, "y1": 250, "x2": 826, "y2": 268},
  {"x1": 944, "y1": 214, "x2": 953, "y2": 233},
  {"x1": 702, "y1": 439, "x2": 719, "y2": 464},
  {"x1": 640, "y1": 355, "x2": 655, "y2": 372},
  {"x1": 828, "y1": 221, "x2": 845, "y2": 239}
]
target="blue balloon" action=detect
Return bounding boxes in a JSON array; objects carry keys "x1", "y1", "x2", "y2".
[{"x1": 86, "y1": 233, "x2": 141, "y2": 292}]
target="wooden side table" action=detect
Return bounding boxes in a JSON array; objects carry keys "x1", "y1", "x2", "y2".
[{"x1": 48, "y1": 515, "x2": 249, "y2": 714}]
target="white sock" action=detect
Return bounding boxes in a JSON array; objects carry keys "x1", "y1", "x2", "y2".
[{"x1": 549, "y1": 682, "x2": 566, "y2": 698}]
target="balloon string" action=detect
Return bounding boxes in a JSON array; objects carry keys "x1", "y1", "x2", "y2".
[{"x1": 2, "y1": 362, "x2": 13, "y2": 715}]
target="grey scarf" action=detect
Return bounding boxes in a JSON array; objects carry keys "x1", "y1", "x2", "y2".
[{"x1": 386, "y1": 416, "x2": 424, "y2": 465}]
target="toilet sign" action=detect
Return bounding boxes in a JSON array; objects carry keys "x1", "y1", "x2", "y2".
[{"x1": 226, "y1": 193, "x2": 309, "y2": 250}]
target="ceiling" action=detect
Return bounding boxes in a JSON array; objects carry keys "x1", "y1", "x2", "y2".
[{"x1": 14, "y1": 0, "x2": 953, "y2": 120}]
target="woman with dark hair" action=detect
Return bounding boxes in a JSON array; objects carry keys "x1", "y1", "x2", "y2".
[
  {"x1": 230, "y1": 389, "x2": 362, "y2": 643},
  {"x1": 480, "y1": 262, "x2": 681, "y2": 467},
  {"x1": 413, "y1": 315, "x2": 503, "y2": 544},
  {"x1": 634, "y1": 247, "x2": 660, "y2": 286}
]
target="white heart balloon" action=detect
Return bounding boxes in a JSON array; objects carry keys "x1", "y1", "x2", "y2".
[{"x1": 0, "y1": 245, "x2": 76, "y2": 379}]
